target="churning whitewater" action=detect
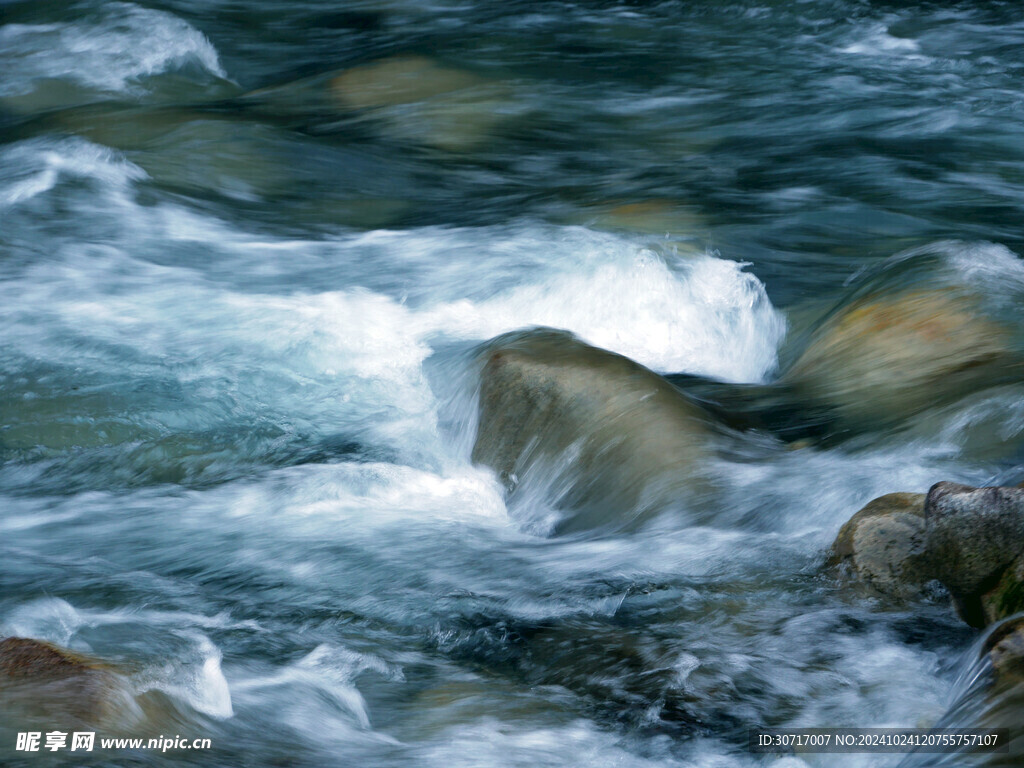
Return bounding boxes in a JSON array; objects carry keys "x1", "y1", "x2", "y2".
[{"x1": 4, "y1": 1, "x2": 1024, "y2": 766}]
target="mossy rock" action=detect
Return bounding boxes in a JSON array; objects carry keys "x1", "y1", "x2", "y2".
[
  {"x1": 982, "y1": 557, "x2": 1024, "y2": 626},
  {"x1": 983, "y1": 618, "x2": 1024, "y2": 690}
]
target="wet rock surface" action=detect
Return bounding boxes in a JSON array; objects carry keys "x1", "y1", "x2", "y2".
[
  {"x1": 472, "y1": 328, "x2": 713, "y2": 535},
  {"x1": 0, "y1": 637, "x2": 132, "y2": 727},
  {"x1": 830, "y1": 482, "x2": 1024, "y2": 622},
  {"x1": 984, "y1": 618, "x2": 1024, "y2": 687},
  {"x1": 827, "y1": 492, "x2": 930, "y2": 600},
  {"x1": 783, "y1": 289, "x2": 1020, "y2": 437},
  {"x1": 982, "y1": 554, "x2": 1024, "y2": 628},
  {"x1": 925, "y1": 482, "x2": 1024, "y2": 627}
]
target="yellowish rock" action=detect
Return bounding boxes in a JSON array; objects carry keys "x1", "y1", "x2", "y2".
[
  {"x1": 329, "y1": 55, "x2": 486, "y2": 109},
  {"x1": 784, "y1": 289, "x2": 1019, "y2": 433},
  {"x1": 591, "y1": 200, "x2": 704, "y2": 233},
  {"x1": 329, "y1": 55, "x2": 514, "y2": 152},
  {"x1": 0, "y1": 637, "x2": 139, "y2": 728}
]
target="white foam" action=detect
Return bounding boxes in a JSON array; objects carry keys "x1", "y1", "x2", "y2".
[
  {"x1": 943, "y1": 239, "x2": 1024, "y2": 292},
  {"x1": 234, "y1": 644, "x2": 401, "y2": 730},
  {"x1": 2, "y1": 597, "x2": 85, "y2": 648},
  {"x1": 0, "y1": 2, "x2": 227, "y2": 98},
  {"x1": 238, "y1": 224, "x2": 784, "y2": 380},
  {"x1": 841, "y1": 24, "x2": 923, "y2": 58},
  {"x1": 416, "y1": 718, "x2": 770, "y2": 768},
  {"x1": 225, "y1": 462, "x2": 508, "y2": 529},
  {"x1": 153, "y1": 632, "x2": 234, "y2": 719},
  {"x1": 0, "y1": 137, "x2": 147, "y2": 207},
  {"x1": 1, "y1": 134, "x2": 786, "y2": 386},
  {"x1": 422, "y1": 248, "x2": 785, "y2": 381}
]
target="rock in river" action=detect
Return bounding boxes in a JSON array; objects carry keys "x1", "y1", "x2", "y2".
[
  {"x1": 925, "y1": 481, "x2": 1024, "y2": 627},
  {"x1": 982, "y1": 556, "x2": 1024, "y2": 628},
  {"x1": 0, "y1": 636, "x2": 136, "y2": 728},
  {"x1": 826, "y1": 492, "x2": 931, "y2": 601},
  {"x1": 782, "y1": 289, "x2": 1019, "y2": 437},
  {"x1": 472, "y1": 328, "x2": 713, "y2": 535},
  {"x1": 830, "y1": 481, "x2": 1024, "y2": 626},
  {"x1": 329, "y1": 55, "x2": 517, "y2": 152}
]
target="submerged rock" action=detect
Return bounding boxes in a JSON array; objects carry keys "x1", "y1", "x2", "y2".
[
  {"x1": 472, "y1": 328, "x2": 712, "y2": 534},
  {"x1": 0, "y1": 637, "x2": 135, "y2": 727},
  {"x1": 826, "y1": 492, "x2": 930, "y2": 600},
  {"x1": 328, "y1": 55, "x2": 517, "y2": 152},
  {"x1": 663, "y1": 285, "x2": 1022, "y2": 449},
  {"x1": 240, "y1": 54, "x2": 523, "y2": 152},
  {"x1": 575, "y1": 199, "x2": 708, "y2": 240},
  {"x1": 782, "y1": 289, "x2": 1019, "y2": 437},
  {"x1": 330, "y1": 55, "x2": 486, "y2": 110}
]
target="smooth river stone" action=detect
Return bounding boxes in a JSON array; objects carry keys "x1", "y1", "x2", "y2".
[
  {"x1": 328, "y1": 55, "x2": 515, "y2": 152},
  {"x1": 472, "y1": 328, "x2": 712, "y2": 535}
]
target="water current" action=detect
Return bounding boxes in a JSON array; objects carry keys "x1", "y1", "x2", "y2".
[{"x1": 4, "y1": 1, "x2": 1024, "y2": 766}]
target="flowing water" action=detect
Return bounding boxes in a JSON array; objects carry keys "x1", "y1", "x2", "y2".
[{"x1": 3, "y1": 1, "x2": 1024, "y2": 766}]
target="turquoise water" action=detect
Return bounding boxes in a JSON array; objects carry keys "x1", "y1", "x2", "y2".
[{"x1": 3, "y1": 1, "x2": 1024, "y2": 765}]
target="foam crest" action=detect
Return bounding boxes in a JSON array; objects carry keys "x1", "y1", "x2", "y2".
[
  {"x1": 0, "y1": 137, "x2": 147, "y2": 207},
  {"x1": 1, "y1": 597, "x2": 85, "y2": 648},
  {"x1": 145, "y1": 632, "x2": 234, "y2": 719},
  {"x1": 235, "y1": 644, "x2": 401, "y2": 730},
  {"x1": 840, "y1": 23, "x2": 924, "y2": 59},
  {"x1": 1, "y1": 599, "x2": 234, "y2": 719},
  {"x1": 0, "y1": 3, "x2": 227, "y2": 100},
  {"x1": 424, "y1": 249, "x2": 785, "y2": 380}
]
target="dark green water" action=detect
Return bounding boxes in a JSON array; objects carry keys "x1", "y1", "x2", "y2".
[{"x1": 3, "y1": 1, "x2": 1024, "y2": 766}]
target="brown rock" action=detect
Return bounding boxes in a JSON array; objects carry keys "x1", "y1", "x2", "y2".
[
  {"x1": 783, "y1": 289, "x2": 1018, "y2": 434},
  {"x1": 0, "y1": 637, "x2": 133, "y2": 727}
]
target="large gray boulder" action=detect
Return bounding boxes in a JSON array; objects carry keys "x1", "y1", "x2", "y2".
[
  {"x1": 925, "y1": 481, "x2": 1024, "y2": 627},
  {"x1": 472, "y1": 328, "x2": 713, "y2": 535}
]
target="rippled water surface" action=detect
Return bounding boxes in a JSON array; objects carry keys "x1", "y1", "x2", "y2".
[{"x1": 4, "y1": 1, "x2": 1024, "y2": 766}]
